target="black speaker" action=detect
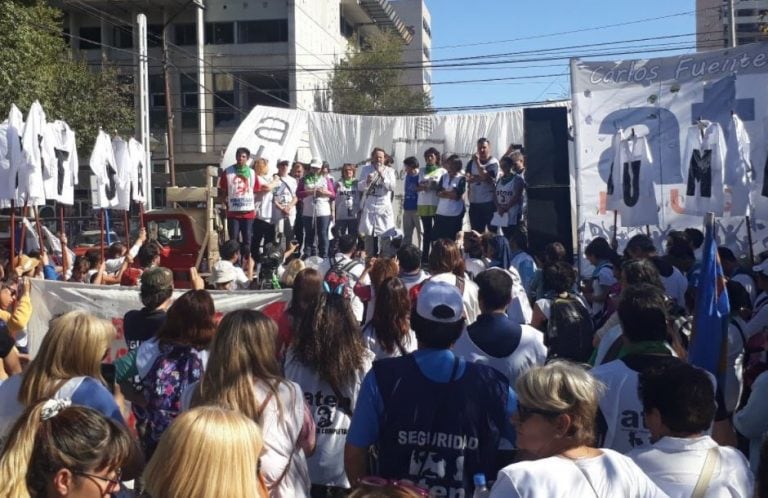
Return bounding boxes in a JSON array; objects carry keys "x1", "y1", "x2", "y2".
[{"x1": 523, "y1": 107, "x2": 572, "y2": 259}]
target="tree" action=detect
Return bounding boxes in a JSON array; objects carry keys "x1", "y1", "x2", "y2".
[
  {"x1": 0, "y1": 0, "x2": 134, "y2": 151},
  {"x1": 330, "y1": 31, "x2": 432, "y2": 115}
]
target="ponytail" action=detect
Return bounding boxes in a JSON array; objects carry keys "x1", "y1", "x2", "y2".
[{"x1": 0, "y1": 403, "x2": 46, "y2": 498}]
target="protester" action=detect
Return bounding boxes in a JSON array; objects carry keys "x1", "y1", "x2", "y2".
[
  {"x1": 219, "y1": 147, "x2": 270, "y2": 260},
  {"x1": 325, "y1": 234, "x2": 367, "y2": 322},
  {"x1": 465, "y1": 137, "x2": 500, "y2": 232},
  {"x1": 273, "y1": 159, "x2": 299, "y2": 246},
  {"x1": 396, "y1": 244, "x2": 428, "y2": 290},
  {"x1": 252, "y1": 158, "x2": 278, "y2": 260},
  {"x1": 123, "y1": 267, "x2": 173, "y2": 353},
  {"x1": 135, "y1": 289, "x2": 216, "y2": 458},
  {"x1": 280, "y1": 258, "x2": 306, "y2": 288},
  {"x1": 433, "y1": 154, "x2": 466, "y2": 242},
  {"x1": 142, "y1": 406, "x2": 268, "y2": 498},
  {"x1": 284, "y1": 293, "x2": 374, "y2": 495},
  {"x1": 734, "y1": 369, "x2": 768, "y2": 474},
  {"x1": 724, "y1": 281, "x2": 751, "y2": 415},
  {"x1": 358, "y1": 148, "x2": 397, "y2": 256},
  {"x1": 492, "y1": 153, "x2": 526, "y2": 240},
  {"x1": 489, "y1": 361, "x2": 666, "y2": 498},
  {"x1": 186, "y1": 310, "x2": 315, "y2": 497},
  {"x1": 629, "y1": 362, "x2": 753, "y2": 498},
  {"x1": 401, "y1": 156, "x2": 422, "y2": 248},
  {"x1": 0, "y1": 277, "x2": 31, "y2": 351},
  {"x1": 68, "y1": 254, "x2": 91, "y2": 283},
  {"x1": 0, "y1": 327, "x2": 21, "y2": 382},
  {"x1": 416, "y1": 147, "x2": 444, "y2": 265},
  {"x1": 592, "y1": 284, "x2": 684, "y2": 453},
  {"x1": 624, "y1": 234, "x2": 688, "y2": 308},
  {"x1": 508, "y1": 230, "x2": 537, "y2": 296},
  {"x1": 744, "y1": 258, "x2": 768, "y2": 339},
  {"x1": 298, "y1": 159, "x2": 336, "y2": 259},
  {"x1": 583, "y1": 237, "x2": 619, "y2": 324},
  {"x1": 0, "y1": 402, "x2": 136, "y2": 498},
  {"x1": 354, "y1": 256, "x2": 399, "y2": 324},
  {"x1": 105, "y1": 226, "x2": 146, "y2": 274},
  {"x1": 334, "y1": 163, "x2": 360, "y2": 238},
  {"x1": 530, "y1": 241, "x2": 569, "y2": 301},
  {"x1": 346, "y1": 280, "x2": 516, "y2": 496},
  {"x1": 362, "y1": 277, "x2": 416, "y2": 359},
  {"x1": 213, "y1": 239, "x2": 255, "y2": 289},
  {"x1": 481, "y1": 234, "x2": 533, "y2": 322},
  {"x1": 460, "y1": 230, "x2": 488, "y2": 278},
  {"x1": 427, "y1": 238, "x2": 480, "y2": 323},
  {"x1": 719, "y1": 246, "x2": 756, "y2": 304},
  {"x1": 454, "y1": 267, "x2": 546, "y2": 386},
  {"x1": 276, "y1": 268, "x2": 323, "y2": 356},
  {"x1": 121, "y1": 239, "x2": 163, "y2": 286},
  {"x1": 292, "y1": 162, "x2": 307, "y2": 250}
]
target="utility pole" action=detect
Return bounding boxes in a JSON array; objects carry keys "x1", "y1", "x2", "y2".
[
  {"x1": 162, "y1": 15, "x2": 176, "y2": 187},
  {"x1": 728, "y1": 0, "x2": 737, "y2": 48}
]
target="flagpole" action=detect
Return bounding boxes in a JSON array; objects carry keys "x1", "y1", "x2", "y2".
[
  {"x1": 746, "y1": 215, "x2": 755, "y2": 265},
  {"x1": 10, "y1": 200, "x2": 16, "y2": 269}
]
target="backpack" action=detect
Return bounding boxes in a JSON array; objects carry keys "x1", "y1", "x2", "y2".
[
  {"x1": 139, "y1": 344, "x2": 204, "y2": 458},
  {"x1": 323, "y1": 257, "x2": 361, "y2": 299},
  {"x1": 546, "y1": 294, "x2": 595, "y2": 363}
]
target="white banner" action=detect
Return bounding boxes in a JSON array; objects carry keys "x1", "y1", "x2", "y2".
[
  {"x1": 29, "y1": 280, "x2": 290, "y2": 359},
  {"x1": 220, "y1": 106, "x2": 309, "y2": 174},
  {"x1": 571, "y1": 42, "x2": 768, "y2": 264}
]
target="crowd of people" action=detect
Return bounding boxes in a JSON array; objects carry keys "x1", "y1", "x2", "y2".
[{"x1": 0, "y1": 140, "x2": 766, "y2": 497}]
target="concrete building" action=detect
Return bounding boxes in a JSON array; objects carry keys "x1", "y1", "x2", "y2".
[
  {"x1": 60, "y1": 0, "x2": 428, "y2": 202},
  {"x1": 696, "y1": 0, "x2": 768, "y2": 50},
  {"x1": 390, "y1": 0, "x2": 432, "y2": 95}
]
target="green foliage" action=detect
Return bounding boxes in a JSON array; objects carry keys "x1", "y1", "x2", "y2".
[
  {"x1": 0, "y1": 0, "x2": 134, "y2": 151},
  {"x1": 330, "y1": 31, "x2": 432, "y2": 115}
]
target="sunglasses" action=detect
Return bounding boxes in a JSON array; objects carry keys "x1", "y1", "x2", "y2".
[
  {"x1": 517, "y1": 403, "x2": 562, "y2": 421},
  {"x1": 359, "y1": 476, "x2": 430, "y2": 497}
]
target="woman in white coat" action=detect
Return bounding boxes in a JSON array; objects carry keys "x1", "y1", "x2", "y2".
[{"x1": 358, "y1": 148, "x2": 396, "y2": 256}]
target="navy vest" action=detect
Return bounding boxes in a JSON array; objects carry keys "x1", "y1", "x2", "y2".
[{"x1": 373, "y1": 355, "x2": 509, "y2": 496}]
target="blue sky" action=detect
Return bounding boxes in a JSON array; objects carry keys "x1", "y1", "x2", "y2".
[{"x1": 427, "y1": 0, "x2": 699, "y2": 110}]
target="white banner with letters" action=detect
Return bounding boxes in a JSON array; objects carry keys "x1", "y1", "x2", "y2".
[
  {"x1": 571, "y1": 42, "x2": 768, "y2": 263},
  {"x1": 29, "y1": 279, "x2": 290, "y2": 359}
]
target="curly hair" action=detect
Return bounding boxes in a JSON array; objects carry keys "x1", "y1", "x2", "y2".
[
  {"x1": 371, "y1": 277, "x2": 412, "y2": 354},
  {"x1": 293, "y1": 293, "x2": 367, "y2": 394}
]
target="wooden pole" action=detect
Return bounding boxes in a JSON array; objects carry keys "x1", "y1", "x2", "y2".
[
  {"x1": 59, "y1": 206, "x2": 68, "y2": 277},
  {"x1": 18, "y1": 198, "x2": 28, "y2": 257},
  {"x1": 139, "y1": 203, "x2": 145, "y2": 228},
  {"x1": 33, "y1": 206, "x2": 45, "y2": 254},
  {"x1": 10, "y1": 200, "x2": 16, "y2": 270},
  {"x1": 100, "y1": 209, "x2": 106, "y2": 264},
  {"x1": 746, "y1": 215, "x2": 755, "y2": 265},
  {"x1": 611, "y1": 210, "x2": 619, "y2": 250},
  {"x1": 124, "y1": 209, "x2": 130, "y2": 244}
]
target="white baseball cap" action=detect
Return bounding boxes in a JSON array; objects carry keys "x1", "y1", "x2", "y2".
[
  {"x1": 415, "y1": 280, "x2": 465, "y2": 323},
  {"x1": 208, "y1": 260, "x2": 236, "y2": 285},
  {"x1": 309, "y1": 158, "x2": 323, "y2": 169}
]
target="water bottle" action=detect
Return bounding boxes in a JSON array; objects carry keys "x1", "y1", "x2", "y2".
[{"x1": 473, "y1": 473, "x2": 490, "y2": 498}]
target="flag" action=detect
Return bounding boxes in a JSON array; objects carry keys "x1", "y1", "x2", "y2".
[{"x1": 688, "y1": 213, "x2": 730, "y2": 379}]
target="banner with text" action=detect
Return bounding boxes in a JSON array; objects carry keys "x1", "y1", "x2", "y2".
[
  {"x1": 29, "y1": 280, "x2": 290, "y2": 359},
  {"x1": 571, "y1": 42, "x2": 768, "y2": 264}
]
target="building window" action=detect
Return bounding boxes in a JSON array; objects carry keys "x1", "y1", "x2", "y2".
[
  {"x1": 180, "y1": 74, "x2": 200, "y2": 130},
  {"x1": 241, "y1": 72, "x2": 290, "y2": 108},
  {"x1": 175, "y1": 23, "x2": 197, "y2": 45},
  {"x1": 213, "y1": 73, "x2": 238, "y2": 127},
  {"x1": 422, "y1": 18, "x2": 431, "y2": 39},
  {"x1": 237, "y1": 19, "x2": 289, "y2": 43},
  {"x1": 205, "y1": 22, "x2": 235, "y2": 44},
  {"x1": 149, "y1": 75, "x2": 167, "y2": 131},
  {"x1": 113, "y1": 26, "x2": 133, "y2": 48},
  {"x1": 148, "y1": 24, "x2": 163, "y2": 47},
  {"x1": 737, "y1": 9, "x2": 757, "y2": 17},
  {"x1": 78, "y1": 27, "x2": 101, "y2": 50}
]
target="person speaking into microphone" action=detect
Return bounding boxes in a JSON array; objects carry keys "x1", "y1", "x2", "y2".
[{"x1": 358, "y1": 147, "x2": 396, "y2": 256}]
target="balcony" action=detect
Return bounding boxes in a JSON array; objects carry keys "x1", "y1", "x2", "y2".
[{"x1": 341, "y1": 0, "x2": 412, "y2": 44}]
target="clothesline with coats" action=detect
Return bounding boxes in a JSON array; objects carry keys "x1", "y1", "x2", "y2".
[
  {"x1": 0, "y1": 100, "x2": 150, "y2": 273},
  {"x1": 604, "y1": 111, "x2": 757, "y2": 263}
]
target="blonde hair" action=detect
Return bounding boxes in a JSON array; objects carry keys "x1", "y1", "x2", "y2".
[
  {"x1": 0, "y1": 403, "x2": 133, "y2": 498},
  {"x1": 143, "y1": 406, "x2": 266, "y2": 498},
  {"x1": 19, "y1": 311, "x2": 114, "y2": 406},
  {"x1": 515, "y1": 361, "x2": 605, "y2": 445},
  {"x1": 190, "y1": 310, "x2": 292, "y2": 422},
  {"x1": 254, "y1": 158, "x2": 269, "y2": 176},
  {"x1": 280, "y1": 258, "x2": 305, "y2": 288}
]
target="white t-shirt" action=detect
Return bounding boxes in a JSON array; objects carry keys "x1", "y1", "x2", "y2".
[
  {"x1": 464, "y1": 257, "x2": 487, "y2": 279},
  {"x1": 466, "y1": 157, "x2": 499, "y2": 204},
  {"x1": 490, "y1": 448, "x2": 668, "y2": 498},
  {"x1": 436, "y1": 173, "x2": 466, "y2": 217},
  {"x1": 273, "y1": 174, "x2": 298, "y2": 224},
  {"x1": 182, "y1": 379, "x2": 311, "y2": 498},
  {"x1": 661, "y1": 267, "x2": 689, "y2": 308},
  {"x1": 283, "y1": 348, "x2": 374, "y2": 488},
  {"x1": 590, "y1": 263, "x2": 618, "y2": 316},
  {"x1": 417, "y1": 166, "x2": 445, "y2": 207},
  {"x1": 628, "y1": 436, "x2": 753, "y2": 498},
  {"x1": 453, "y1": 324, "x2": 546, "y2": 386},
  {"x1": 429, "y1": 272, "x2": 480, "y2": 324},
  {"x1": 255, "y1": 175, "x2": 274, "y2": 221},
  {"x1": 361, "y1": 323, "x2": 417, "y2": 360}
]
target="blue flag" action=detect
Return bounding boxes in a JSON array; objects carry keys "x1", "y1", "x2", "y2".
[{"x1": 688, "y1": 214, "x2": 730, "y2": 380}]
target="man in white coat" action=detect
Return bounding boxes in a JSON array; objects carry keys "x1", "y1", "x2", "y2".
[{"x1": 358, "y1": 147, "x2": 396, "y2": 256}]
